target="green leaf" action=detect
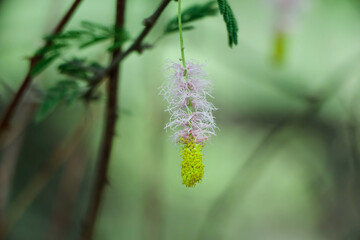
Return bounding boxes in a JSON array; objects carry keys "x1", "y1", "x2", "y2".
[
  {"x1": 45, "y1": 21, "x2": 130, "y2": 51},
  {"x1": 44, "y1": 30, "x2": 89, "y2": 41},
  {"x1": 79, "y1": 36, "x2": 109, "y2": 49},
  {"x1": 81, "y1": 21, "x2": 112, "y2": 34},
  {"x1": 58, "y1": 58, "x2": 104, "y2": 81},
  {"x1": 30, "y1": 53, "x2": 60, "y2": 76},
  {"x1": 165, "y1": 1, "x2": 218, "y2": 34},
  {"x1": 109, "y1": 28, "x2": 130, "y2": 51},
  {"x1": 107, "y1": 41, "x2": 124, "y2": 51},
  {"x1": 36, "y1": 80, "x2": 81, "y2": 122},
  {"x1": 217, "y1": 0, "x2": 238, "y2": 47},
  {"x1": 107, "y1": 33, "x2": 130, "y2": 51},
  {"x1": 31, "y1": 21, "x2": 129, "y2": 78},
  {"x1": 35, "y1": 43, "x2": 69, "y2": 56}
]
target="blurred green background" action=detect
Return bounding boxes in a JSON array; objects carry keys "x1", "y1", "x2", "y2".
[{"x1": 1, "y1": 0, "x2": 360, "y2": 239}]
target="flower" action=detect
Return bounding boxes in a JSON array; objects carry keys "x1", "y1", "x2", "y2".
[
  {"x1": 160, "y1": 60, "x2": 217, "y2": 187},
  {"x1": 161, "y1": 61, "x2": 217, "y2": 143}
]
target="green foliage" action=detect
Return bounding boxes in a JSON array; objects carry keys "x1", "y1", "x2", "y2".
[
  {"x1": 30, "y1": 53, "x2": 61, "y2": 76},
  {"x1": 165, "y1": 1, "x2": 218, "y2": 34},
  {"x1": 32, "y1": 21, "x2": 125, "y2": 117},
  {"x1": 36, "y1": 80, "x2": 83, "y2": 121},
  {"x1": 217, "y1": 0, "x2": 238, "y2": 47},
  {"x1": 30, "y1": 21, "x2": 128, "y2": 77},
  {"x1": 58, "y1": 58, "x2": 104, "y2": 81},
  {"x1": 45, "y1": 21, "x2": 129, "y2": 50},
  {"x1": 31, "y1": 42, "x2": 71, "y2": 76},
  {"x1": 36, "y1": 58, "x2": 106, "y2": 121}
]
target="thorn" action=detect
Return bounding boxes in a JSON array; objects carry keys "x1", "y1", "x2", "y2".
[
  {"x1": 142, "y1": 18, "x2": 152, "y2": 27},
  {"x1": 142, "y1": 43, "x2": 153, "y2": 50}
]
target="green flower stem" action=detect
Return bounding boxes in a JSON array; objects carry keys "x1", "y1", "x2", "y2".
[
  {"x1": 178, "y1": 0, "x2": 193, "y2": 128},
  {"x1": 178, "y1": 0, "x2": 187, "y2": 76}
]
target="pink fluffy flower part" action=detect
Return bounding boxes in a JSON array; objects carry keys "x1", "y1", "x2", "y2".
[{"x1": 160, "y1": 61, "x2": 217, "y2": 144}]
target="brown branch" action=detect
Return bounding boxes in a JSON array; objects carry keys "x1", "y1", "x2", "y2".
[
  {"x1": 0, "y1": 0, "x2": 83, "y2": 140},
  {"x1": 82, "y1": 1, "x2": 171, "y2": 238},
  {"x1": 84, "y1": 0, "x2": 171, "y2": 99},
  {"x1": 51, "y1": 0, "x2": 83, "y2": 36},
  {"x1": 81, "y1": 1, "x2": 126, "y2": 239}
]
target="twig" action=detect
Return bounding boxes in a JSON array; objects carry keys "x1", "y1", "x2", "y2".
[
  {"x1": 81, "y1": 1, "x2": 126, "y2": 239},
  {"x1": 51, "y1": 0, "x2": 83, "y2": 36},
  {"x1": 0, "y1": 0, "x2": 83, "y2": 139},
  {"x1": 84, "y1": 0, "x2": 172, "y2": 99}
]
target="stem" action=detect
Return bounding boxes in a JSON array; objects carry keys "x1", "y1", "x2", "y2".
[
  {"x1": 178, "y1": 0, "x2": 186, "y2": 69},
  {"x1": 82, "y1": 1, "x2": 125, "y2": 239},
  {"x1": 177, "y1": 0, "x2": 193, "y2": 128},
  {"x1": 51, "y1": 0, "x2": 83, "y2": 36},
  {"x1": 0, "y1": 0, "x2": 83, "y2": 139}
]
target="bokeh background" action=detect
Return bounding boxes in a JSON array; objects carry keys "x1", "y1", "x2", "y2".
[{"x1": 1, "y1": 0, "x2": 360, "y2": 239}]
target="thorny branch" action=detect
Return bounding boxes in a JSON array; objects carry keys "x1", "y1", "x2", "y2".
[
  {"x1": 81, "y1": 0, "x2": 126, "y2": 239},
  {"x1": 0, "y1": 0, "x2": 172, "y2": 238},
  {"x1": 82, "y1": 1, "x2": 172, "y2": 239}
]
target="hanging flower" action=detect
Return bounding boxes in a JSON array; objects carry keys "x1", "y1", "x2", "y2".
[
  {"x1": 265, "y1": 0, "x2": 308, "y2": 64},
  {"x1": 160, "y1": 60, "x2": 217, "y2": 187}
]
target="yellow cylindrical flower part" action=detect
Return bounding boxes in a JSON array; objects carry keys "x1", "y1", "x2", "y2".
[{"x1": 180, "y1": 137, "x2": 204, "y2": 187}]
